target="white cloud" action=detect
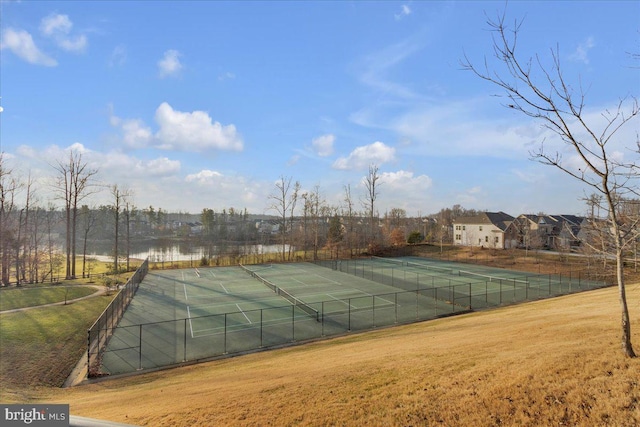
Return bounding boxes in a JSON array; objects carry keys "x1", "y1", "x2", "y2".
[
  {"x1": 40, "y1": 14, "x2": 72, "y2": 36},
  {"x1": 185, "y1": 169, "x2": 223, "y2": 184},
  {"x1": 184, "y1": 169, "x2": 271, "y2": 209},
  {"x1": 109, "y1": 112, "x2": 153, "y2": 149},
  {"x1": 0, "y1": 28, "x2": 57, "y2": 66},
  {"x1": 394, "y1": 4, "x2": 412, "y2": 20},
  {"x1": 311, "y1": 134, "x2": 335, "y2": 157},
  {"x1": 456, "y1": 186, "x2": 486, "y2": 206},
  {"x1": 109, "y1": 45, "x2": 127, "y2": 67},
  {"x1": 143, "y1": 157, "x2": 181, "y2": 177},
  {"x1": 355, "y1": 33, "x2": 425, "y2": 100},
  {"x1": 218, "y1": 71, "x2": 236, "y2": 81},
  {"x1": 379, "y1": 170, "x2": 431, "y2": 189},
  {"x1": 357, "y1": 169, "x2": 432, "y2": 213},
  {"x1": 158, "y1": 49, "x2": 183, "y2": 78},
  {"x1": 333, "y1": 141, "x2": 396, "y2": 170},
  {"x1": 123, "y1": 119, "x2": 153, "y2": 149},
  {"x1": 109, "y1": 103, "x2": 244, "y2": 152},
  {"x1": 569, "y1": 36, "x2": 595, "y2": 65},
  {"x1": 154, "y1": 102, "x2": 244, "y2": 152},
  {"x1": 40, "y1": 13, "x2": 87, "y2": 53}
]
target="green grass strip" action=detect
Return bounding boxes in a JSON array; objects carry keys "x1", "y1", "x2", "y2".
[
  {"x1": 0, "y1": 295, "x2": 114, "y2": 389},
  {"x1": 0, "y1": 286, "x2": 98, "y2": 311}
]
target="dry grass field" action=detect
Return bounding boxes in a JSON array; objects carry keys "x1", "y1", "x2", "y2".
[{"x1": 9, "y1": 281, "x2": 640, "y2": 426}]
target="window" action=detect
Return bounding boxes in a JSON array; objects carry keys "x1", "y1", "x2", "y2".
[
  {"x1": 495, "y1": 236, "x2": 499, "y2": 243},
  {"x1": 479, "y1": 226, "x2": 483, "y2": 231},
  {"x1": 462, "y1": 226, "x2": 466, "y2": 230},
  {"x1": 485, "y1": 236, "x2": 489, "y2": 242},
  {"x1": 455, "y1": 234, "x2": 461, "y2": 240}
]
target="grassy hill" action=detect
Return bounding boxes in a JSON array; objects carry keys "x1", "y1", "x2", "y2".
[{"x1": 7, "y1": 284, "x2": 640, "y2": 426}]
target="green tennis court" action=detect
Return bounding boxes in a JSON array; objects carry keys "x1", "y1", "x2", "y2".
[{"x1": 95, "y1": 257, "x2": 607, "y2": 376}]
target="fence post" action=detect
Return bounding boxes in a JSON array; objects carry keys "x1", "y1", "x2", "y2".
[
  {"x1": 372, "y1": 296, "x2": 376, "y2": 328},
  {"x1": 321, "y1": 301, "x2": 325, "y2": 336},
  {"x1": 183, "y1": 319, "x2": 187, "y2": 362},
  {"x1": 224, "y1": 314, "x2": 228, "y2": 354},
  {"x1": 395, "y1": 293, "x2": 398, "y2": 323},
  {"x1": 451, "y1": 285, "x2": 455, "y2": 312},
  {"x1": 138, "y1": 324, "x2": 143, "y2": 371}
]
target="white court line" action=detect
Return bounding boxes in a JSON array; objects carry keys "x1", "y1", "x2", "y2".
[
  {"x1": 326, "y1": 293, "x2": 351, "y2": 307},
  {"x1": 219, "y1": 283, "x2": 229, "y2": 294},
  {"x1": 183, "y1": 282, "x2": 189, "y2": 301},
  {"x1": 186, "y1": 306, "x2": 194, "y2": 338},
  {"x1": 236, "y1": 304, "x2": 252, "y2": 324}
]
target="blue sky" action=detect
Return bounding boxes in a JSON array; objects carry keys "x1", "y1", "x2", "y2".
[{"x1": 1, "y1": 1, "x2": 638, "y2": 217}]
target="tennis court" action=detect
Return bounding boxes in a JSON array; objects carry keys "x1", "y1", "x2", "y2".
[{"x1": 93, "y1": 257, "x2": 607, "y2": 376}]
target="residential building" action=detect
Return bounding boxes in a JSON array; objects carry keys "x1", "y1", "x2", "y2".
[{"x1": 453, "y1": 211, "x2": 515, "y2": 249}]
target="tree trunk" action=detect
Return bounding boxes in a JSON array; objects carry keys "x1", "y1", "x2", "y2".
[{"x1": 616, "y1": 242, "x2": 635, "y2": 357}]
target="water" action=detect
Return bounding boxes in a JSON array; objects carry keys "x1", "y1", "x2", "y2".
[{"x1": 88, "y1": 241, "x2": 289, "y2": 262}]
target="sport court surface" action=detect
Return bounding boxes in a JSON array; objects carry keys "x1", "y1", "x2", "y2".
[{"x1": 99, "y1": 257, "x2": 605, "y2": 375}]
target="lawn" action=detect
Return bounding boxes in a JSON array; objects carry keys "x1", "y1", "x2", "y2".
[
  {"x1": 0, "y1": 295, "x2": 114, "y2": 394},
  {"x1": 0, "y1": 286, "x2": 98, "y2": 311},
  {"x1": 3, "y1": 285, "x2": 640, "y2": 426}
]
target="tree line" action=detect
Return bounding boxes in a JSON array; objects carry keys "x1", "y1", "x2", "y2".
[{"x1": 1, "y1": 150, "x2": 482, "y2": 286}]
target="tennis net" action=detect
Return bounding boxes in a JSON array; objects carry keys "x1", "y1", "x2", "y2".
[
  {"x1": 458, "y1": 269, "x2": 529, "y2": 285},
  {"x1": 239, "y1": 264, "x2": 277, "y2": 292},
  {"x1": 371, "y1": 256, "x2": 405, "y2": 266},
  {"x1": 277, "y1": 288, "x2": 320, "y2": 321},
  {"x1": 406, "y1": 261, "x2": 453, "y2": 275},
  {"x1": 239, "y1": 264, "x2": 319, "y2": 321}
]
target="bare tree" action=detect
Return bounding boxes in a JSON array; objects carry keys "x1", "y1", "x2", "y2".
[
  {"x1": 268, "y1": 176, "x2": 297, "y2": 261},
  {"x1": 0, "y1": 153, "x2": 21, "y2": 285},
  {"x1": 462, "y1": 12, "x2": 640, "y2": 356},
  {"x1": 110, "y1": 185, "x2": 131, "y2": 276},
  {"x1": 52, "y1": 149, "x2": 98, "y2": 279},
  {"x1": 362, "y1": 164, "x2": 382, "y2": 250},
  {"x1": 123, "y1": 197, "x2": 136, "y2": 272},
  {"x1": 80, "y1": 204, "x2": 97, "y2": 278},
  {"x1": 288, "y1": 181, "x2": 301, "y2": 261},
  {"x1": 342, "y1": 184, "x2": 357, "y2": 257}
]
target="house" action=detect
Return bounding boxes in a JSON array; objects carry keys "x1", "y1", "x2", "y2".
[
  {"x1": 512, "y1": 214, "x2": 585, "y2": 250},
  {"x1": 453, "y1": 211, "x2": 515, "y2": 249}
]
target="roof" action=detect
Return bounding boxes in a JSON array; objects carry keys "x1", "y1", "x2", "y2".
[{"x1": 453, "y1": 211, "x2": 515, "y2": 231}]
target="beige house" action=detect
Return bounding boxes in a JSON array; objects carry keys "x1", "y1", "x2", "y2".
[{"x1": 453, "y1": 211, "x2": 516, "y2": 249}]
